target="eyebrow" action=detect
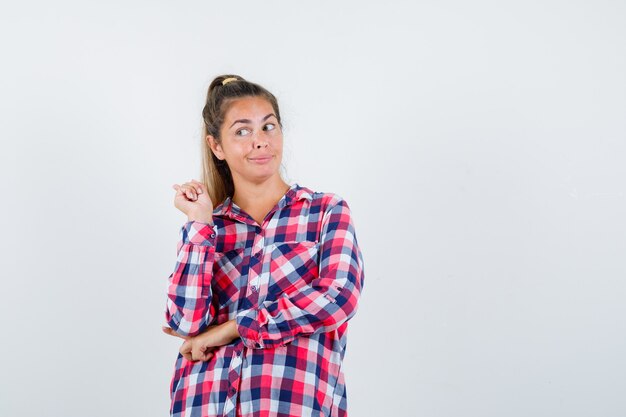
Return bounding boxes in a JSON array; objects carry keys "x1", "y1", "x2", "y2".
[{"x1": 229, "y1": 113, "x2": 277, "y2": 129}]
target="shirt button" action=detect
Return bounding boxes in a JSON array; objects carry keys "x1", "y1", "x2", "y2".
[
  {"x1": 250, "y1": 285, "x2": 258, "y2": 293},
  {"x1": 254, "y1": 251, "x2": 261, "y2": 259},
  {"x1": 210, "y1": 233, "x2": 216, "y2": 238}
]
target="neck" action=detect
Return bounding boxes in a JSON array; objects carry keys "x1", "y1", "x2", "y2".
[{"x1": 231, "y1": 176, "x2": 291, "y2": 212}]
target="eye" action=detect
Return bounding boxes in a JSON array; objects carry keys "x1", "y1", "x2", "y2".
[
  {"x1": 236, "y1": 128, "x2": 251, "y2": 136},
  {"x1": 263, "y1": 123, "x2": 276, "y2": 131}
]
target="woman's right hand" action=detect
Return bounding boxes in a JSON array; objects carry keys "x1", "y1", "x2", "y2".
[{"x1": 172, "y1": 179, "x2": 214, "y2": 223}]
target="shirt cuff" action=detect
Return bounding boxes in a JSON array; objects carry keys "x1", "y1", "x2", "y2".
[
  {"x1": 181, "y1": 221, "x2": 217, "y2": 246},
  {"x1": 235, "y1": 308, "x2": 264, "y2": 349}
]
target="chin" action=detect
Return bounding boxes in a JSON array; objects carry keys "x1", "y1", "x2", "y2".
[{"x1": 251, "y1": 168, "x2": 281, "y2": 181}]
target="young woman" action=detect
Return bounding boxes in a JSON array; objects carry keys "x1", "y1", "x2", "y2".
[{"x1": 162, "y1": 74, "x2": 365, "y2": 417}]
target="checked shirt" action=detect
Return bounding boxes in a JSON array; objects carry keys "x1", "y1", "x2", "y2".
[{"x1": 165, "y1": 183, "x2": 365, "y2": 417}]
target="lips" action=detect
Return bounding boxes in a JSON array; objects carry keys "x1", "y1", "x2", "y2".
[{"x1": 248, "y1": 155, "x2": 273, "y2": 164}]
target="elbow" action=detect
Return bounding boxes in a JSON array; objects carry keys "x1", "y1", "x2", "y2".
[
  {"x1": 336, "y1": 292, "x2": 360, "y2": 325},
  {"x1": 312, "y1": 302, "x2": 358, "y2": 336},
  {"x1": 321, "y1": 252, "x2": 364, "y2": 326},
  {"x1": 164, "y1": 299, "x2": 213, "y2": 338},
  {"x1": 343, "y1": 298, "x2": 359, "y2": 322},
  {"x1": 332, "y1": 272, "x2": 363, "y2": 325},
  {"x1": 164, "y1": 313, "x2": 205, "y2": 338},
  {"x1": 164, "y1": 310, "x2": 194, "y2": 338},
  {"x1": 318, "y1": 283, "x2": 361, "y2": 333}
]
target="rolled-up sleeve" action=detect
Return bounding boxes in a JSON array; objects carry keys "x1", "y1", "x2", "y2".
[
  {"x1": 235, "y1": 198, "x2": 365, "y2": 349},
  {"x1": 165, "y1": 220, "x2": 218, "y2": 337}
]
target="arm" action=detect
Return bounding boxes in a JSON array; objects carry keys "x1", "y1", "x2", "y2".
[
  {"x1": 235, "y1": 197, "x2": 365, "y2": 349},
  {"x1": 164, "y1": 220, "x2": 218, "y2": 337}
]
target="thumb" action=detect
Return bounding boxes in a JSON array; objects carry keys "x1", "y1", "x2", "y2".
[{"x1": 162, "y1": 326, "x2": 189, "y2": 340}]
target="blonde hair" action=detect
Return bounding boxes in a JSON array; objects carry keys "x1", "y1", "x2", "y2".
[{"x1": 200, "y1": 74, "x2": 284, "y2": 205}]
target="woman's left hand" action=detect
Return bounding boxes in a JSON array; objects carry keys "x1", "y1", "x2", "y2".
[{"x1": 162, "y1": 320, "x2": 240, "y2": 362}]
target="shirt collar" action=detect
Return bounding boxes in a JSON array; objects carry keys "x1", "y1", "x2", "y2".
[{"x1": 213, "y1": 182, "x2": 313, "y2": 219}]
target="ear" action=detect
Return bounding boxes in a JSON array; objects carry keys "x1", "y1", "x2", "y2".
[{"x1": 206, "y1": 135, "x2": 225, "y2": 160}]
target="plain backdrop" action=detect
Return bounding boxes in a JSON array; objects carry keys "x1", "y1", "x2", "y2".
[{"x1": 1, "y1": 1, "x2": 625, "y2": 416}]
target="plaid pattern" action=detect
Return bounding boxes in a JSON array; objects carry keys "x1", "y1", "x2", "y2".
[{"x1": 165, "y1": 183, "x2": 365, "y2": 417}]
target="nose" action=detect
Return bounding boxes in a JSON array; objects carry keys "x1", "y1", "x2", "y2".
[{"x1": 253, "y1": 135, "x2": 269, "y2": 149}]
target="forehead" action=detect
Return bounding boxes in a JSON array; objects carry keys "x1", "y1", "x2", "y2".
[{"x1": 223, "y1": 96, "x2": 274, "y2": 121}]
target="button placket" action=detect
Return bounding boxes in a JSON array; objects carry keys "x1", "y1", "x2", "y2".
[
  {"x1": 254, "y1": 243, "x2": 275, "y2": 305},
  {"x1": 222, "y1": 350, "x2": 243, "y2": 416},
  {"x1": 249, "y1": 233, "x2": 265, "y2": 294},
  {"x1": 249, "y1": 275, "x2": 259, "y2": 293}
]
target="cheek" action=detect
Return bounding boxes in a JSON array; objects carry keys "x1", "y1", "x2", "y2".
[{"x1": 272, "y1": 133, "x2": 283, "y2": 149}]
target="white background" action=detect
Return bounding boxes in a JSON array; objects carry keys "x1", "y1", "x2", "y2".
[{"x1": 1, "y1": 1, "x2": 625, "y2": 416}]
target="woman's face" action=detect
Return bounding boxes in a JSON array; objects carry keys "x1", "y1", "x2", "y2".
[{"x1": 208, "y1": 96, "x2": 283, "y2": 185}]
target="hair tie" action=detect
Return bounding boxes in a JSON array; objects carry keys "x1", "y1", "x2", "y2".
[{"x1": 222, "y1": 77, "x2": 238, "y2": 86}]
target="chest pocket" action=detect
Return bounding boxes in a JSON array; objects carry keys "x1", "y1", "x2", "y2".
[
  {"x1": 267, "y1": 240, "x2": 320, "y2": 300},
  {"x1": 212, "y1": 247, "x2": 247, "y2": 308}
]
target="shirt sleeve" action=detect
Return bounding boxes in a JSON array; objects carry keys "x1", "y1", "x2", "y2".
[
  {"x1": 235, "y1": 197, "x2": 365, "y2": 349},
  {"x1": 164, "y1": 220, "x2": 219, "y2": 337}
]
